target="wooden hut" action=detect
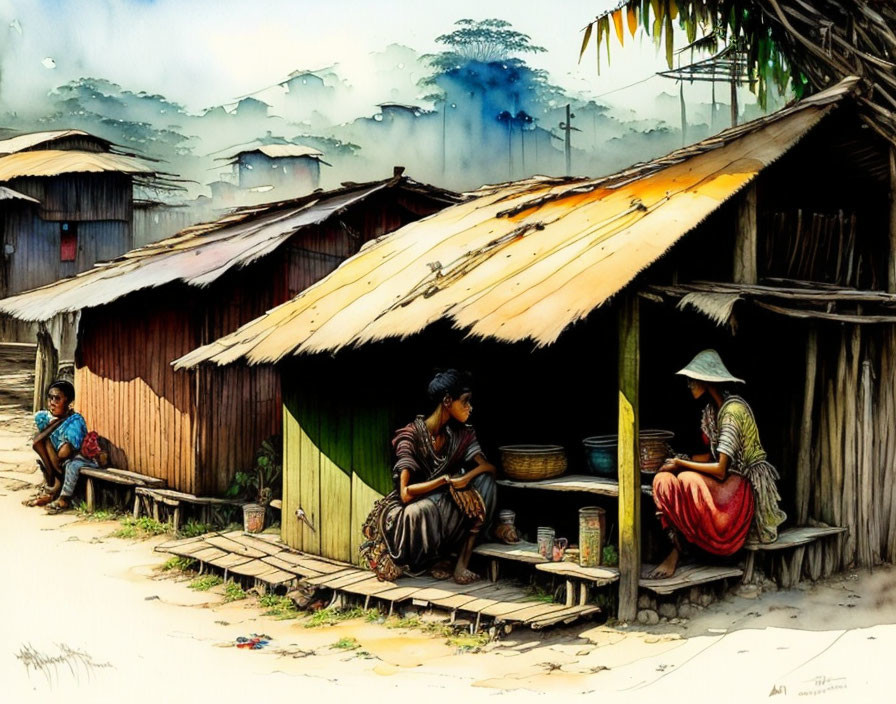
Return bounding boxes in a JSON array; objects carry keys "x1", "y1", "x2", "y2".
[
  {"x1": 178, "y1": 78, "x2": 896, "y2": 618},
  {"x1": 228, "y1": 144, "x2": 327, "y2": 197},
  {"x1": 0, "y1": 172, "x2": 459, "y2": 495},
  {"x1": 0, "y1": 130, "x2": 154, "y2": 301}
]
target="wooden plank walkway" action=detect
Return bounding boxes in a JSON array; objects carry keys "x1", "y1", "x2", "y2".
[{"x1": 156, "y1": 531, "x2": 601, "y2": 631}]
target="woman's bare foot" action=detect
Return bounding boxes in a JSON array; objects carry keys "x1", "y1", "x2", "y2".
[
  {"x1": 647, "y1": 548, "x2": 679, "y2": 579},
  {"x1": 430, "y1": 560, "x2": 452, "y2": 580},
  {"x1": 453, "y1": 567, "x2": 480, "y2": 585}
]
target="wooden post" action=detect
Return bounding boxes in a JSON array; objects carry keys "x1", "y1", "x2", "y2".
[
  {"x1": 858, "y1": 360, "x2": 875, "y2": 569},
  {"x1": 617, "y1": 294, "x2": 640, "y2": 622},
  {"x1": 733, "y1": 185, "x2": 758, "y2": 284},
  {"x1": 888, "y1": 147, "x2": 896, "y2": 293},
  {"x1": 33, "y1": 325, "x2": 59, "y2": 413},
  {"x1": 85, "y1": 477, "x2": 95, "y2": 513},
  {"x1": 796, "y1": 327, "x2": 818, "y2": 525}
]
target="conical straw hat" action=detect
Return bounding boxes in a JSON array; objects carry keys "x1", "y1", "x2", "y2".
[{"x1": 675, "y1": 349, "x2": 745, "y2": 384}]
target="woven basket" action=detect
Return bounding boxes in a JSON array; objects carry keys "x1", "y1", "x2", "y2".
[
  {"x1": 639, "y1": 429, "x2": 675, "y2": 473},
  {"x1": 499, "y1": 444, "x2": 567, "y2": 481}
]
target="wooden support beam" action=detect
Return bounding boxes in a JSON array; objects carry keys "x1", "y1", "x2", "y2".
[
  {"x1": 85, "y1": 477, "x2": 95, "y2": 513},
  {"x1": 796, "y1": 327, "x2": 818, "y2": 525},
  {"x1": 889, "y1": 147, "x2": 896, "y2": 293},
  {"x1": 733, "y1": 184, "x2": 758, "y2": 284},
  {"x1": 617, "y1": 294, "x2": 641, "y2": 622}
]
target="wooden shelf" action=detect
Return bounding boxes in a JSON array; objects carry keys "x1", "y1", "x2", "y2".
[
  {"x1": 497, "y1": 473, "x2": 653, "y2": 496},
  {"x1": 473, "y1": 541, "x2": 547, "y2": 564}
]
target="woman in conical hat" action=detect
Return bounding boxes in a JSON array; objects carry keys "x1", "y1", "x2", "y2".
[{"x1": 648, "y1": 350, "x2": 786, "y2": 579}]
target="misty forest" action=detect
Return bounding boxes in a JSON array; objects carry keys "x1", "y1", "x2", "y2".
[{"x1": 1, "y1": 17, "x2": 788, "y2": 235}]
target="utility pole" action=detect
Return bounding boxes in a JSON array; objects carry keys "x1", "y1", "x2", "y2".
[
  {"x1": 559, "y1": 104, "x2": 580, "y2": 176},
  {"x1": 730, "y1": 54, "x2": 739, "y2": 127}
]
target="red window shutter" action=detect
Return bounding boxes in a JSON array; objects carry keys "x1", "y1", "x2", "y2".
[{"x1": 60, "y1": 229, "x2": 77, "y2": 262}]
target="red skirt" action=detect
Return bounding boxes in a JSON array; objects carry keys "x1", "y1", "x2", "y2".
[{"x1": 652, "y1": 471, "x2": 754, "y2": 556}]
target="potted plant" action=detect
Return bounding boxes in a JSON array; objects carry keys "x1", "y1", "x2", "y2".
[{"x1": 227, "y1": 436, "x2": 282, "y2": 533}]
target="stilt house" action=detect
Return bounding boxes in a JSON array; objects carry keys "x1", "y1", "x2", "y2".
[{"x1": 0, "y1": 172, "x2": 458, "y2": 495}]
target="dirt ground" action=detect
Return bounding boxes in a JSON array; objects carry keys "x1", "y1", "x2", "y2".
[{"x1": 0, "y1": 345, "x2": 892, "y2": 703}]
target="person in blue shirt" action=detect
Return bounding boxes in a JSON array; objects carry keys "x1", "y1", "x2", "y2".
[{"x1": 27, "y1": 380, "x2": 95, "y2": 513}]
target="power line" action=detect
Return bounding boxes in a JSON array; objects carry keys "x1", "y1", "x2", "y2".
[{"x1": 590, "y1": 73, "x2": 660, "y2": 99}]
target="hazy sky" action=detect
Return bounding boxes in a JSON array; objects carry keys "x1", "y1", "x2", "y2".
[{"x1": 0, "y1": 0, "x2": 708, "y2": 114}]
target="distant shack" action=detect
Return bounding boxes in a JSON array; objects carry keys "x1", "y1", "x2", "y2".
[
  {"x1": 227, "y1": 144, "x2": 329, "y2": 198},
  {"x1": 0, "y1": 130, "x2": 155, "y2": 299}
]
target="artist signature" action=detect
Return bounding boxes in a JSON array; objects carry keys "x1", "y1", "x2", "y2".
[
  {"x1": 770, "y1": 676, "x2": 847, "y2": 697},
  {"x1": 16, "y1": 643, "x2": 113, "y2": 686}
]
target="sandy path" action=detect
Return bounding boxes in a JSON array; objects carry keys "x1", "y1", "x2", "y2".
[{"x1": 0, "y1": 350, "x2": 892, "y2": 702}]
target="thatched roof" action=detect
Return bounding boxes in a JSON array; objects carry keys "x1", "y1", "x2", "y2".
[
  {"x1": 173, "y1": 78, "x2": 858, "y2": 368},
  {"x1": 0, "y1": 150, "x2": 155, "y2": 181}
]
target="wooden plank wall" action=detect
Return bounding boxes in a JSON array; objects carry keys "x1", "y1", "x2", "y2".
[
  {"x1": 75, "y1": 294, "x2": 198, "y2": 491},
  {"x1": 281, "y1": 365, "x2": 393, "y2": 564},
  {"x1": 3, "y1": 208, "x2": 131, "y2": 296},
  {"x1": 9, "y1": 174, "x2": 132, "y2": 222}
]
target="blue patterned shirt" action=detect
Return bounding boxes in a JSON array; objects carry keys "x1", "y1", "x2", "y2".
[{"x1": 34, "y1": 411, "x2": 88, "y2": 452}]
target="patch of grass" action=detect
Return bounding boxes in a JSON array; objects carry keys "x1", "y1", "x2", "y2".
[
  {"x1": 161, "y1": 556, "x2": 197, "y2": 572},
  {"x1": 188, "y1": 574, "x2": 223, "y2": 591},
  {"x1": 74, "y1": 501, "x2": 122, "y2": 522},
  {"x1": 331, "y1": 637, "x2": 359, "y2": 650},
  {"x1": 386, "y1": 614, "x2": 423, "y2": 630},
  {"x1": 304, "y1": 606, "x2": 377, "y2": 628},
  {"x1": 385, "y1": 615, "x2": 491, "y2": 652},
  {"x1": 223, "y1": 581, "x2": 247, "y2": 602},
  {"x1": 446, "y1": 631, "x2": 491, "y2": 652},
  {"x1": 111, "y1": 516, "x2": 170, "y2": 539},
  {"x1": 259, "y1": 593, "x2": 301, "y2": 620},
  {"x1": 524, "y1": 585, "x2": 558, "y2": 603},
  {"x1": 177, "y1": 520, "x2": 214, "y2": 538}
]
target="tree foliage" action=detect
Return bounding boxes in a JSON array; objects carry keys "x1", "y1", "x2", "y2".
[
  {"x1": 580, "y1": 1, "x2": 802, "y2": 108},
  {"x1": 431, "y1": 18, "x2": 546, "y2": 70}
]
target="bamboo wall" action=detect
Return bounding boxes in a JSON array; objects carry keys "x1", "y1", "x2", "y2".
[{"x1": 806, "y1": 324, "x2": 896, "y2": 574}]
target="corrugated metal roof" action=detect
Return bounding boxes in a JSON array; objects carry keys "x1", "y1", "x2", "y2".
[
  {"x1": 0, "y1": 186, "x2": 39, "y2": 203},
  {"x1": 0, "y1": 129, "x2": 108, "y2": 155},
  {"x1": 173, "y1": 78, "x2": 859, "y2": 368},
  {"x1": 0, "y1": 176, "x2": 458, "y2": 322},
  {"x1": 0, "y1": 150, "x2": 154, "y2": 181}
]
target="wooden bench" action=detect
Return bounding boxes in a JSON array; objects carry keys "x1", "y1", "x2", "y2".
[
  {"x1": 78, "y1": 467, "x2": 166, "y2": 512},
  {"x1": 473, "y1": 540, "x2": 619, "y2": 606},
  {"x1": 742, "y1": 525, "x2": 847, "y2": 586},
  {"x1": 639, "y1": 563, "x2": 744, "y2": 595},
  {"x1": 134, "y1": 487, "x2": 243, "y2": 531}
]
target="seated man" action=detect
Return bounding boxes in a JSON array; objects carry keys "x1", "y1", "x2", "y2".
[{"x1": 27, "y1": 380, "x2": 96, "y2": 514}]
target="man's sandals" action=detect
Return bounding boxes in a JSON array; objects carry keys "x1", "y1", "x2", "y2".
[{"x1": 44, "y1": 499, "x2": 71, "y2": 514}]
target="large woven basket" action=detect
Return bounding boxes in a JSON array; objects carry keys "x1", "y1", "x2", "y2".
[
  {"x1": 499, "y1": 444, "x2": 567, "y2": 481},
  {"x1": 638, "y1": 429, "x2": 675, "y2": 473}
]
